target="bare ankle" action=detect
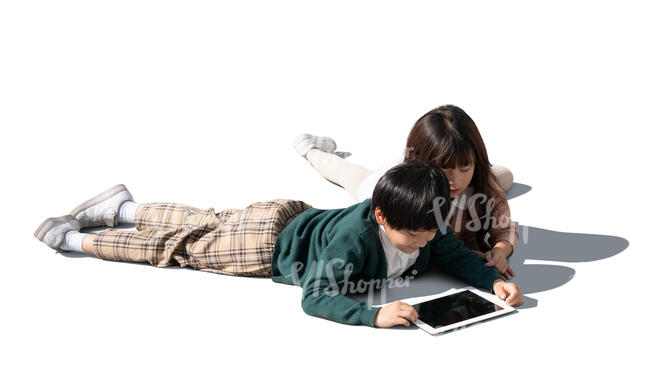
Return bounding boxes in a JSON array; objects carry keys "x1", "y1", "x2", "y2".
[{"x1": 81, "y1": 235, "x2": 96, "y2": 255}]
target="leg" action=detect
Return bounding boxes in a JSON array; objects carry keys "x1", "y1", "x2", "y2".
[
  {"x1": 71, "y1": 183, "x2": 212, "y2": 233},
  {"x1": 82, "y1": 227, "x2": 198, "y2": 268},
  {"x1": 71, "y1": 184, "x2": 134, "y2": 228},
  {"x1": 293, "y1": 133, "x2": 373, "y2": 201},
  {"x1": 36, "y1": 201, "x2": 223, "y2": 259},
  {"x1": 305, "y1": 149, "x2": 373, "y2": 200},
  {"x1": 133, "y1": 202, "x2": 216, "y2": 231},
  {"x1": 67, "y1": 185, "x2": 207, "y2": 232},
  {"x1": 82, "y1": 234, "x2": 97, "y2": 254},
  {"x1": 83, "y1": 199, "x2": 311, "y2": 277},
  {"x1": 491, "y1": 164, "x2": 514, "y2": 192},
  {"x1": 85, "y1": 203, "x2": 223, "y2": 269}
]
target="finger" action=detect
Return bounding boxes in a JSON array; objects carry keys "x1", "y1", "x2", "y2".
[
  {"x1": 408, "y1": 308, "x2": 419, "y2": 323},
  {"x1": 503, "y1": 285, "x2": 517, "y2": 305},
  {"x1": 502, "y1": 271, "x2": 512, "y2": 280},
  {"x1": 398, "y1": 310, "x2": 417, "y2": 324},
  {"x1": 505, "y1": 287, "x2": 522, "y2": 306},
  {"x1": 403, "y1": 305, "x2": 418, "y2": 320},
  {"x1": 494, "y1": 284, "x2": 506, "y2": 300},
  {"x1": 507, "y1": 266, "x2": 515, "y2": 277},
  {"x1": 397, "y1": 317, "x2": 410, "y2": 327},
  {"x1": 506, "y1": 291, "x2": 519, "y2": 305},
  {"x1": 397, "y1": 310, "x2": 412, "y2": 320},
  {"x1": 399, "y1": 302, "x2": 415, "y2": 312},
  {"x1": 499, "y1": 263, "x2": 511, "y2": 277}
]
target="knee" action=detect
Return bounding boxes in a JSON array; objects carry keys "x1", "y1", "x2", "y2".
[{"x1": 491, "y1": 164, "x2": 514, "y2": 192}]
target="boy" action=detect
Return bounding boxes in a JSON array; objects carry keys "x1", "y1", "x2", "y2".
[{"x1": 34, "y1": 161, "x2": 522, "y2": 328}]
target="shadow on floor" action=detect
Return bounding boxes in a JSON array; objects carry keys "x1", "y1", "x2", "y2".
[
  {"x1": 348, "y1": 224, "x2": 627, "y2": 309},
  {"x1": 58, "y1": 183, "x2": 629, "y2": 314},
  {"x1": 348, "y1": 183, "x2": 628, "y2": 310},
  {"x1": 506, "y1": 182, "x2": 532, "y2": 200}
]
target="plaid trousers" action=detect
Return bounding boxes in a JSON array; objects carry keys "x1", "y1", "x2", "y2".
[{"x1": 92, "y1": 199, "x2": 312, "y2": 277}]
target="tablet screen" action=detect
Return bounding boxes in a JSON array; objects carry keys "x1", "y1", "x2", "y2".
[{"x1": 413, "y1": 290, "x2": 504, "y2": 329}]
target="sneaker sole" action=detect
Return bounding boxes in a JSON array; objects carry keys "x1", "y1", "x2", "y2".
[
  {"x1": 69, "y1": 184, "x2": 130, "y2": 218},
  {"x1": 292, "y1": 133, "x2": 337, "y2": 155},
  {"x1": 33, "y1": 217, "x2": 58, "y2": 241},
  {"x1": 33, "y1": 215, "x2": 77, "y2": 253}
]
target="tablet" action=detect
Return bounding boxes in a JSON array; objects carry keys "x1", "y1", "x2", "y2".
[{"x1": 381, "y1": 287, "x2": 516, "y2": 335}]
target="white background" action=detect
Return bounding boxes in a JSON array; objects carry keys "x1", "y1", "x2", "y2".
[{"x1": 1, "y1": 1, "x2": 648, "y2": 369}]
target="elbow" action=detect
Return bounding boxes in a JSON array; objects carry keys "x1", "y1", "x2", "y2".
[{"x1": 301, "y1": 295, "x2": 315, "y2": 316}]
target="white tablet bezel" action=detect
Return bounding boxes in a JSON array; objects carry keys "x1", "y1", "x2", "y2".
[{"x1": 376, "y1": 286, "x2": 516, "y2": 335}]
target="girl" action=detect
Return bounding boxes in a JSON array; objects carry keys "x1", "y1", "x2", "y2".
[{"x1": 294, "y1": 105, "x2": 518, "y2": 279}]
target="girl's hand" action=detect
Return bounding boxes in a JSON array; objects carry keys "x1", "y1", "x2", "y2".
[
  {"x1": 374, "y1": 301, "x2": 418, "y2": 328},
  {"x1": 484, "y1": 248, "x2": 515, "y2": 280}
]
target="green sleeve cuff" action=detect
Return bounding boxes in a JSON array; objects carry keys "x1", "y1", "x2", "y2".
[
  {"x1": 482, "y1": 268, "x2": 503, "y2": 293},
  {"x1": 362, "y1": 306, "x2": 382, "y2": 327}
]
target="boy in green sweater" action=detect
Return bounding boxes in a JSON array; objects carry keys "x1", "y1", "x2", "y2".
[{"x1": 34, "y1": 161, "x2": 522, "y2": 328}]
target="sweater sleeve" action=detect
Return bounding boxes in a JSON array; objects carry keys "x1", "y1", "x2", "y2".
[
  {"x1": 300, "y1": 231, "x2": 381, "y2": 327},
  {"x1": 486, "y1": 181, "x2": 519, "y2": 250},
  {"x1": 427, "y1": 226, "x2": 502, "y2": 291}
]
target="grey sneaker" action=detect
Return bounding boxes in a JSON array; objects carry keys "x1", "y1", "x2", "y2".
[
  {"x1": 33, "y1": 215, "x2": 81, "y2": 252},
  {"x1": 69, "y1": 184, "x2": 134, "y2": 228},
  {"x1": 293, "y1": 134, "x2": 337, "y2": 156}
]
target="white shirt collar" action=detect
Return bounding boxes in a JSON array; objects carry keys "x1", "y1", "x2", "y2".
[{"x1": 378, "y1": 225, "x2": 420, "y2": 279}]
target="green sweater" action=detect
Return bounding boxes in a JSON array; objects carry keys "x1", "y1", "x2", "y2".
[{"x1": 271, "y1": 199, "x2": 502, "y2": 327}]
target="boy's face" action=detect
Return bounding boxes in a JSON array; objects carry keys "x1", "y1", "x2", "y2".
[{"x1": 374, "y1": 208, "x2": 437, "y2": 254}]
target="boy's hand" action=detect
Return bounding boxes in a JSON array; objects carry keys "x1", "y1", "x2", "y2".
[
  {"x1": 374, "y1": 301, "x2": 418, "y2": 328},
  {"x1": 493, "y1": 279, "x2": 523, "y2": 306},
  {"x1": 484, "y1": 248, "x2": 515, "y2": 280}
]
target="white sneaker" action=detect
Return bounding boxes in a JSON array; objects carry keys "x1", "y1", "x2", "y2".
[
  {"x1": 292, "y1": 134, "x2": 337, "y2": 156},
  {"x1": 69, "y1": 184, "x2": 134, "y2": 228},
  {"x1": 33, "y1": 215, "x2": 81, "y2": 252}
]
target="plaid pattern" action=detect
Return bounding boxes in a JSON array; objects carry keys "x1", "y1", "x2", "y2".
[{"x1": 92, "y1": 199, "x2": 312, "y2": 277}]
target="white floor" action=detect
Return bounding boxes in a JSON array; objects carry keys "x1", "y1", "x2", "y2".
[{"x1": 1, "y1": 2, "x2": 648, "y2": 370}]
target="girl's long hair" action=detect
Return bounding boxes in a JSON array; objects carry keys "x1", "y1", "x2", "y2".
[{"x1": 404, "y1": 105, "x2": 502, "y2": 233}]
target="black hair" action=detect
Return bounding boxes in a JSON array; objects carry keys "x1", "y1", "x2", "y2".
[{"x1": 370, "y1": 160, "x2": 451, "y2": 231}]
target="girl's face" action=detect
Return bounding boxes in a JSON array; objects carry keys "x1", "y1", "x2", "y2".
[{"x1": 442, "y1": 162, "x2": 475, "y2": 198}]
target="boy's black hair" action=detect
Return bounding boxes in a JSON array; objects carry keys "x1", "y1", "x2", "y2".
[{"x1": 371, "y1": 160, "x2": 451, "y2": 231}]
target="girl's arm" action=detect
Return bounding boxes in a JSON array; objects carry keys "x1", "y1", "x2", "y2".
[
  {"x1": 486, "y1": 186, "x2": 519, "y2": 254},
  {"x1": 483, "y1": 180, "x2": 519, "y2": 279}
]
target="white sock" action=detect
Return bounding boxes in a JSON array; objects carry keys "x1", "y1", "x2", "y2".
[
  {"x1": 305, "y1": 149, "x2": 373, "y2": 200},
  {"x1": 60, "y1": 231, "x2": 87, "y2": 253},
  {"x1": 117, "y1": 201, "x2": 138, "y2": 224}
]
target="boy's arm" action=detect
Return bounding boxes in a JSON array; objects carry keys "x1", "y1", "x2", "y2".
[
  {"x1": 300, "y1": 231, "x2": 381, "y2": 327},
  {"x1": 427, "y1": 226, "x2": 503, "y2": 291}
]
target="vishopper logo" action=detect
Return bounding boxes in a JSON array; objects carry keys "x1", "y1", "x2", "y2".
[
  {"x1": 284, "y1": 192, "x2": 526, "y2": 309},
  {"x1": 287, "y1": 259, "x2": 414, "y2": 308},
  {"x1": 425, "y1": 192, "x2": 526, "y2": 243}
]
